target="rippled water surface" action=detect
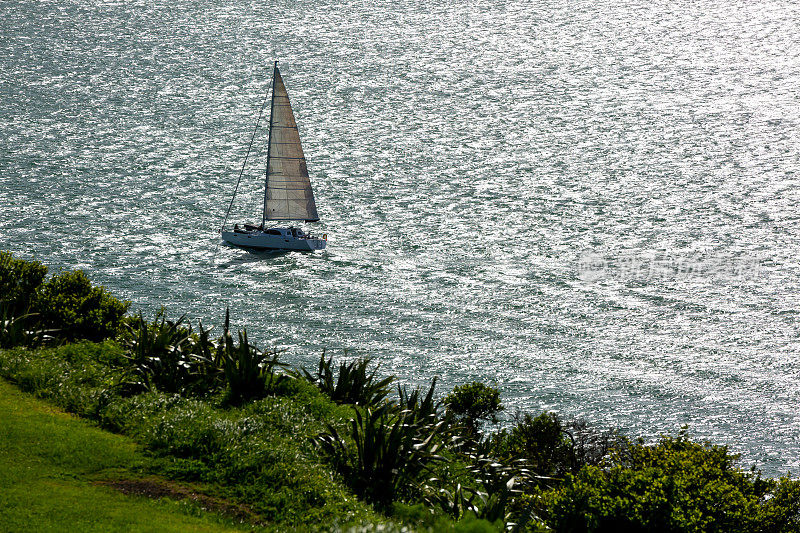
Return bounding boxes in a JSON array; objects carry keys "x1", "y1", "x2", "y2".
[{"x1": 2, "y1": 0, "x2": 800, "y2": 473}]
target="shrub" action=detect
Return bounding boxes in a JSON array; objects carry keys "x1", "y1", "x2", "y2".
[
  {"x1": 302, "y1": 350, "x2": 393, "y2": 408},
  {"x1": 540, "y1": 432, "x2": 778, "y2": 533},
  {"x1": 392, "y1": 503, "x2": 504, "y2": 532},
  {"x1": 117, "y1": 391, "x2": 376, "y2": 526},
  {"x1": 123, "y1": 310, "x2": 194, "y2": 393},
  {"x1": 462, "y1": 455, "x2": 532, "y2": 527},
  {"x1": 315, "y1": 403, "x2": 445, "y2": 508},
  {"x1": 0, "y1": 307, "x2": 55, "y2": 349},
  {"x1": 424, "y1": 457, "x2": 531, "y2": 527},
  {"x1": 397, "y1": 377, "x2": 440, "y2": 426},
  {"x1": 0, "y1": 341, "x2": 125, "y2": 418},
  {"x1": 444, "y1": 382, "x2": 504, "y2": 439},
  {"x1": 97, "y1": 391, "x2": 191, "y2": 435},
  {"x1": 0, "y1": 251, "x2": 47, "y2": 315},
  {"x1": 219, "y1": 308, "x2": 289, "y2": 405},
  {"x1": 422, "y1": 435, "x2": 541, "y2": 530},
  {"x1": 0, "y1": 350, "x2": 381, "y2": 530},
  {"x1": 189, "y1": 318, "x2": 222, "y2": 391},
  {"x1": 567, "y1": 417, "x2": 628, "y2": 469},
  {"x1": 492, "y1": 412, "x2": 574, "y2": 478},
  {"x1": 32, "y1": 269, "x2": 129, "y2": 341},
  {"x1": 758, "y1": 477, "x2": 800, "y2": 532}
]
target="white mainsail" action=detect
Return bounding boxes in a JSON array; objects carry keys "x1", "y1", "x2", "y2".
[{"x1": 264, "y1": 67, "x2": 320, "y2": 222}]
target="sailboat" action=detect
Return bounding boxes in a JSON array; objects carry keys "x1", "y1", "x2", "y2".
[{"x1": 220, "y1": 61, "x2": 327, "y2": 251}]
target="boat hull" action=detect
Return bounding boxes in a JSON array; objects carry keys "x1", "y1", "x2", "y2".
[{"x1": 221, "y1": 231, "x2": 326, "y2": 251}]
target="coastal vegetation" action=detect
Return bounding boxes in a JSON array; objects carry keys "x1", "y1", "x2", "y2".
[
  {"x1": 2, "y1": 250, "x2": 800, "y2": 532},
  {"x1": 0, "y1": 379, "x2": 250, "y2": 532}
]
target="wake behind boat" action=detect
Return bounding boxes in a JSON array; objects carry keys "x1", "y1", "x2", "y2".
[{"x1": 220, "y1": 61, "x2": 327, "y2": 252}]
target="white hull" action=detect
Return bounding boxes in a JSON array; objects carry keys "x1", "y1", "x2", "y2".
[{"x1": 222, "y1": 229, "x2": 326, "y2": 251}]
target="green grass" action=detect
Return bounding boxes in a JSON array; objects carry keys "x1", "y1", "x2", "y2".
[{"x1": 0, "y1": 379, "x2": 250, "y2": 532}]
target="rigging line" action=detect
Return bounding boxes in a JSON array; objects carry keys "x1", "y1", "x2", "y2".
[
  {"x1": 213, "y1": 69, "x2": 273, "y2": 266},
  {"x1": 218, "y1": 74, "x2": 273, "y2": 235}
]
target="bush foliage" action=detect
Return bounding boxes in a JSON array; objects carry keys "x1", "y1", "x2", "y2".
[
  {"x1": 33, "y1": 269, "x2": 129, "y2": 341},
  {"x1": 0, "y1": 251, "x2": 48, "y2": 315},
  {"x1": 491, "y1": 412, "x2": 574, "y2": 478},
  {"x1": 301, "y1": 350, "x2": 393, "y2": 408},
  {"x1": 444, "y1": 381, "x2": 504, "y2": 438},
  {"x1": 315, "y1": 402, "x2": 445, "y2": 509},
  {"x1": 540, "y1": 432, "x2": 800, "y2": 533},
  {"x1": 0, "y1": 251, "x2": 129, "y2": 343}
]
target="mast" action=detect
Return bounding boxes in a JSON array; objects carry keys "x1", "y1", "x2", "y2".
[{"x1": 262, "y1": 60, "x2": 278, "y2": 228}]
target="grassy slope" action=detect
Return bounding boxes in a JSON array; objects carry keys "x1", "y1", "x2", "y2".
[
  {"x1": 0, "y1": 342, "x2": 390, "y2": 531},
  {"x1": 0, "y1": 379, "x2": 250, "y2": 533}
]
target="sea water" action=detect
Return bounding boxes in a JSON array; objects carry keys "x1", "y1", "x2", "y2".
[{"x1": 2, "y1": 0, "x2": 799, "y2": 475}]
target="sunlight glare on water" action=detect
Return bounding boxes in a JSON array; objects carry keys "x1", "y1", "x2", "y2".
[{"x1": 2, "y1": 0, "x2": 800, "y2": 474}]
